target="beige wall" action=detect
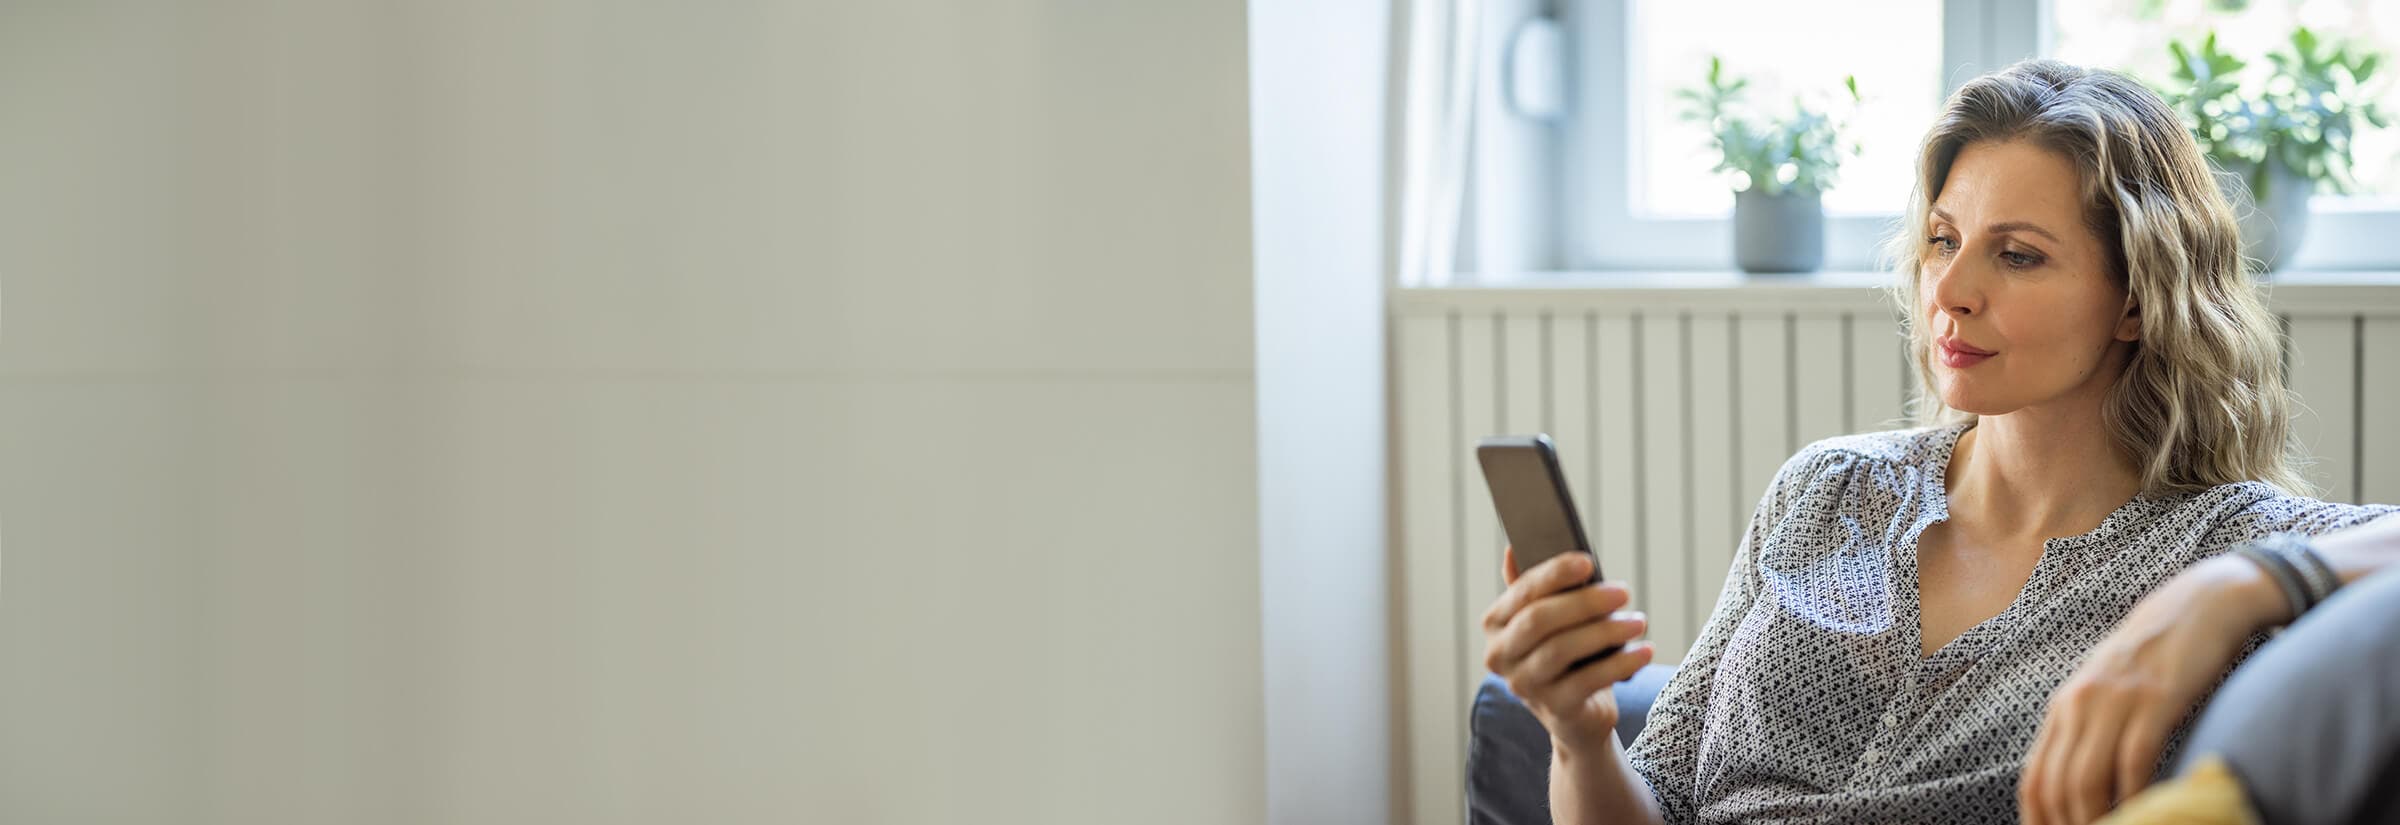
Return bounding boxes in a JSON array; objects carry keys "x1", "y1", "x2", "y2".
[{"x1": 0, "y1": 2, "x2": 1265, "y2": 823}]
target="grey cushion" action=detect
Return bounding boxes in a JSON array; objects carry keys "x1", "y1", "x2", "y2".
[
  {"x1": 2174, "y1": 564, "x2": 2400, "y2": 825},
  {"x1": 1466, "y1": 665, "x2": 1678, "y2": 825}
]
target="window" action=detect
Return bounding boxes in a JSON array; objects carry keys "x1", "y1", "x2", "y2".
[
  {"x1": 1459, "y1": 0, "x2": 2400, "y2": 280},
  {"x1": 1632, "y1": 1, "x2": 1942, "y2": 218},
  {"x1": 2049, "y1": 0, "x2": 2400, "y2": 268},
  {"x1": 1535, "y1": 0, "x2": 2040, "y2": 274},
  {"x1": 2052, "y1": 0, "x2": 2400, "y2": 200}
]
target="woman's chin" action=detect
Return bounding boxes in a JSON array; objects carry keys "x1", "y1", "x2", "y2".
[{"x1": 1934, "y1": 385, "x2": 2003, "y2": 415}]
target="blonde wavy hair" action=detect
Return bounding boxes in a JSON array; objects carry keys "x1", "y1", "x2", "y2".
[{"x1": 1881, "y1": 58, "x2": 2315, "y2": 498}]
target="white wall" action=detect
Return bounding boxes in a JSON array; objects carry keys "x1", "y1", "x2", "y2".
[
  {"x1": 1, "y1": 2, "x2": 1267, "y2": 823},
  {"x1": 1248, "y1": 2, "x2": 1399, "y2": 824}
]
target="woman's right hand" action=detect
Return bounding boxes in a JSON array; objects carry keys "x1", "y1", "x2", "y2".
[{"x1": 1481, "y1": 544, "x2": 1657, "y2": 755}]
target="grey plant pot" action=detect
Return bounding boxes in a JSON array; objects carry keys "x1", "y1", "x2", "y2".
[
  {"x1": 1734, "y1": 188, "x2": 1825, "y2": 274},
  {"x1": 2217, "y1": 158, "x2": 2312, "y2": 275}
]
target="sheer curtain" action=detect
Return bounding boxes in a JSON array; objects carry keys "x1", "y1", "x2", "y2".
[{"x1": 1395, "y1": 0, "x2": 1482, "y2": 288}]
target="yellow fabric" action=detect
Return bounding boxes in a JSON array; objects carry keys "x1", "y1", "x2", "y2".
[{"x1": 2093, "y1": 755, "x2": 2260, "y2": 825}]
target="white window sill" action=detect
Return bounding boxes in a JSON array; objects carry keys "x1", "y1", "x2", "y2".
[
  {"x1": 1436, "y1": 269, "x2": 2400, "y2": 288},
  {"x1": 1395, "y1": 271, "x2": 2400, "y2": 316}
]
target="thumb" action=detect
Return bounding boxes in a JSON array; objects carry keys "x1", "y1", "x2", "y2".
[{"x1": 1502, "y1": 544, "x2": 1520, "y2": 585}]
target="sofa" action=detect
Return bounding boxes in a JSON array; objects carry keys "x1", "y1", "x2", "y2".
[{"x1": 1464, "y1": 565, "x2": 2400, "y2": 825}]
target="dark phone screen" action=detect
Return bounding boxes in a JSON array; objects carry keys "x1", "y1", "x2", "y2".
[
  {"x1": 1475, "y1": 435, "x2": 1600, "y2": 584},
  {"x1": 1477, "y1": 434, "x2": 1617, "y2": 670}
]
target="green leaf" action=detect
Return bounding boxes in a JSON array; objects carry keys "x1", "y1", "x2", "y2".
[{"x1": 1682, "y1": 57, "x2": 1867, "y2": 194}]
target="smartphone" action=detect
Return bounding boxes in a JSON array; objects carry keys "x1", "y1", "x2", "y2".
[{"x1": 1476, "y1": 434, "x2": 1618, "y2": 670}]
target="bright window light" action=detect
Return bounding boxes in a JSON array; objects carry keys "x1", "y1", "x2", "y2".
[{"x1": 1629, "y1": 0, "x2": 1943, "y2": 218}]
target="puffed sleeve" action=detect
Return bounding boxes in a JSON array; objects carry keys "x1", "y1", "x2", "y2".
[
  {"x1": 2202, "y1": 491, "x2": 2400, "y2": 550},
  {"x1": 1622, "y1": 443, "x2": 1847, "y2": 824}
]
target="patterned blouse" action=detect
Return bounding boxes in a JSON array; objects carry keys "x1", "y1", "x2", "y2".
[{"x1": 1622, "y1": 419, "x2": 2400, "y2": 824}]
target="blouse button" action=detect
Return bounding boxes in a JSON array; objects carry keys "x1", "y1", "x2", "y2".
[{"x1": 1881, "y1": 712, "x2": 1901, "y2": 728}]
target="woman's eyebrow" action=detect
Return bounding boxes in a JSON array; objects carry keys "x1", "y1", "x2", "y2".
[{"x1": 1929, "y1": 206, "x2": 2062, "y2": 244}]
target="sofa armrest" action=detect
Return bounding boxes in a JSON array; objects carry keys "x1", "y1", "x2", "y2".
[
  {"x1": 1466, "y1": 665, "x2": 1678, "y2": 825},
  {"x1": 2172, "y1": 564, "x2": 2400, "y2": 825}
]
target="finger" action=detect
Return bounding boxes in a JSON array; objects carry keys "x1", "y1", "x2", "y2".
[
  {"x1": 1481, "y1": 553, "x2": 1590, "y2": 634},
  {"x1": 1541, "y1": 640, "x2": 1657, "y2": 719},
  {"x1": 1503, "y1": 544, "x2": 1520, "y2": 585},
  {"x1": 1538, "y1": 640, "x2": 1653, "y2": 713},
  {"x1": 1486, "y1": 581, "x2": 1629, "y2": 675},
  {"x1": 2065, "y1": 698, "x2": 2128, "y2": 824},
  {"x1": 1490, "y1": 582, "x2": 1628, "y2": 674},
  {"x1": 2111, "y1": 715, "x2": 2170, "y2": 807},
  {"x1": 2024, "y1": 698, "x2": 2078, "y2": 825},
  {"x1": 2018, "y1": 722, "x2": 2047, "y2": 825},
  {"x1": 1483, "y1": 550, "x2": 1540, "y2": 634},
  {"x1": 1488, "y1": 552, "x2": 1584, "y2": 628},
  {"x1": 2043, "y1": 711, "x2": 2084, "y2": 825},
  {"x1": 1502, "y1": 581, "x2": 1631, "y2": 651},
  {"x1": 1521, "y1": 610, "x2": 1648, "y2": 684},
  {"x1": 2050, "y1": 686, "x2": 2106, "y2": 825},
  {"x1": 1541, "y1": 552, "x2": 1592, "y2": 590},
  {"x1": 2020, "y1": 727, "x2": 2050, "y2": 825}
]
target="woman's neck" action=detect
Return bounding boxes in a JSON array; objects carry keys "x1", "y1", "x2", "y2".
[{"x1": 1948, "y1": 413, "x2": 2145, "y2": 540}]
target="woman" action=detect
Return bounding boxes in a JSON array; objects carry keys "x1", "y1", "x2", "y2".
[{"x1": 1478, "y1": 58, "x2": 2400, "y2": 825}]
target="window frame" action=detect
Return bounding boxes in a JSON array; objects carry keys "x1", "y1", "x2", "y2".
[{"x1": 1506, "y1": 0, "x2": 2400, "y2": 278}]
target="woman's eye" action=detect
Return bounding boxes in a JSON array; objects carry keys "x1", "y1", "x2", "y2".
[
  {"x1": 2001, "y1": 250, "x2": 2043, "y2": 268},
  {"x1": 1927, "y1": 234, "x2": 1958, "y2": 254}
]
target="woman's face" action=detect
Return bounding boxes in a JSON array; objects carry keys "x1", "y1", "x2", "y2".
[{"x1": 1919, "y1": 139, "x2": 2141, "y2": 416}]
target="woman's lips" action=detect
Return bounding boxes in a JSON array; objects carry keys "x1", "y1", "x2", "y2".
[{"x1": 1939, "y1": 340, "x2": 1995, "y2": 368}]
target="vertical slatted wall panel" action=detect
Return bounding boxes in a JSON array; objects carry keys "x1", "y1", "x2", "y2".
[
  {"x1": 1594, "y1": 315, "x2": 1643, "y2": 615},
  {"x1": 1498, "y1": 314, "x2": 1547, "y2": 610},
  {"x1": 1687, "y1": 316, "x2": 1739, "y2": 646},
  {"x1": 1638, "y1": 314, "x2": 1694, "y2": 661},
  {"x1": 1736, "y1": 315, "x2": 1794, "y2": 522},
  {"x1": 1395, "y1": 312, "x2": 1460, "y2": 825},
  {"x1": 1551, "y1": 313, "x2": 1599, "y2": 582},
  {"x1": 1792, "y1": 315, "x2": 1849, "y2": 448},
  {"x1": 1850, "y1": 311, "x2": 1911, "y2": 433},
  {"x1": 1457, "y1": 314, "x2": 1500, "y2": 699},
  {"x1": 2287, "y1": 316, "x2": 2358, "y2": 503},
  {"x1": 2364, "y1": 318, "x2": 2400, "y2": 504}
]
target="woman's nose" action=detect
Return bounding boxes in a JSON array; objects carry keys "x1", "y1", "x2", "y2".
[{"x1": 1927, "y1": 257, "x2": 1982, "y2": 317}]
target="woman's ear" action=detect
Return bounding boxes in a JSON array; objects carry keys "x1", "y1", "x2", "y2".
[{"x1": 2116, "y1": 299, "x2": 2141, "y2": 342}]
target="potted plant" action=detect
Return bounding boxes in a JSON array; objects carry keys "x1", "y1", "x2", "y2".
[
  {"x1": 2156, "y1": 28, "x2": 2389, "y2": 273},
  {"x1": 1677, "y1": 56, "x2": 1862, "y2": 274}
]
